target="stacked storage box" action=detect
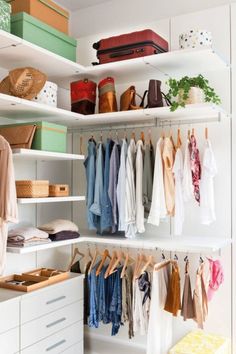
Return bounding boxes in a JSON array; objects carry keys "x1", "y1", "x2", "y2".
[
  {"x1": 0, "y1": 0, "x2": 11, "y2": 32},
  {"x1": 10, "y1": 0, "x2": 77, "y2": 61}
]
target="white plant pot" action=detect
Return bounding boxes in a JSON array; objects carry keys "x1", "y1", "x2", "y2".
[
  {"x1": 179, "y1": 87, "x2": 205, "y2": 105},
  {"x1": 179, "y1": 29, "x2": 212, "y2": 50},
  {"x1": 32, "y1": 81, "x2": 58, "y2": 107}
]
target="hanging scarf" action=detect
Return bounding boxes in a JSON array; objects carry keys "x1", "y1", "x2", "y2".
[
  {"x1": 138, "y1": 271, "x2": 151, "y2": 305},
  {"x1": 189, "y1": 135, "x2": 201, "y2": 204}
]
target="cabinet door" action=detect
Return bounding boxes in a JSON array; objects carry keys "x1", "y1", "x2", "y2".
[
  {"x1": 0, "y1": 327, "x2": 19, "y2": 354},
  {"x1": 21, "y1": 321, "x2": 83, "y2": 354},
  {"x1": 62, "y1": 341, "x2": 83, "y2": 354},
  {"x1": 0, "y1": 297, "x2": 19, "y2": 334},
  {"x1": 21, "y1": 276, "x2": 83, "y2": 324},
  {"x1": 21, "y1": 300, "x2": 83, "y2": 349}
]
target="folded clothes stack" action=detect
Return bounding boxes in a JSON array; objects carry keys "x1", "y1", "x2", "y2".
[
  {"x1": 8, "y1": 227, "x2": 51, "y2": 247},
  {"x1": 38, "y1": 219, "x2": 80, "y2": 241}
]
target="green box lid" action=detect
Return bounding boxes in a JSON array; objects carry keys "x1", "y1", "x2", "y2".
[{"x1": 11, "y1": 12, "x2": 77, "y2": 46}]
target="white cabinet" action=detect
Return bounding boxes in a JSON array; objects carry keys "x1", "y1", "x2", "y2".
[
  {"x1": 0, "y1": 274, "x2": 83, "y2": 354},
  {"x1": 21, "y1": 321, "x2": 83, "y2": 354}
]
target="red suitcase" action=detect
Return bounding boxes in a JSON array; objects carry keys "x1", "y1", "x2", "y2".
[{"x1": 93, "y1": 29, "x2": 169, "y2": 65}]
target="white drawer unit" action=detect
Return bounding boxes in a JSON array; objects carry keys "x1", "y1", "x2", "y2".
[
  {"x1": 21, "y1": 275, "x2": 83, "y2": 324},
  {"x1": 62, "y1": 341, "x2": 83, "y2": 354},
  {"x1": 21, "y1": 300, "x2": 83, "y2": 349},
  {"x1": 0, "y1": 297, "x2": 19, "y2": 334},
  {"x1": 21, "y1": 321, "x2": 83, "y2": 354},
  {"x1": 0, "y1": 327, "x2": 19, "y2": 354},
  {"x1": 0, "y1": 274, "x2": 84, "y2": 354}
]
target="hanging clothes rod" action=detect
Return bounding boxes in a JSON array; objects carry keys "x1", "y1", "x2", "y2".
[{"x1": 69, "y1": 114, "x2": 221, "y2": 134}]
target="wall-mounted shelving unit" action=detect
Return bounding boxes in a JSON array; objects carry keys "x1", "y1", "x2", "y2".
[
  {"x1": 12, "y1": 149, "x2": 84, "y2": 161},
  {"x1": 17, "y1": 196, "x2": 85, "y2": 204},
  {"x1": 6, "y1": 235, "x2": 231, "y2": 255}
]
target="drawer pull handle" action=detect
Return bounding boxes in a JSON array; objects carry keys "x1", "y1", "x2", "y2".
[
  {"x1": 46, "y1": 339, "x2": 66, "y2": 351},
  {"x1": 46, "y1": 317, "x2": 66, "y2": 328},
  {"x1": 46, "y1": 295, "x2": 66, "y2": 305}
]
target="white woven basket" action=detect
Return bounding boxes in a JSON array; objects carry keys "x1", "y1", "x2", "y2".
[
  {"x1": 32, "y1": 81, "x2": 58, "y2": 107},
  {"x1": 179, "y1": 30, "x2": 212, "y2": 50}
]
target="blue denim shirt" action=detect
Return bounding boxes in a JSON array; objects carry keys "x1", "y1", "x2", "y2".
[
  {"x1": 84, "y1": 140, "x2": 97, "y2": 230},
  {"x1": 108, "y1": 267, "x2": 122, "y2": 335},
  {"x1": 101, "y1": 139, "x2": 114, "y2": 233},
  {"x1": 97, "y1": 265, "x2": 109, "y2": 323},
  {"x1": 88, "y1": 263, "x2": 99, "y2": 328}
]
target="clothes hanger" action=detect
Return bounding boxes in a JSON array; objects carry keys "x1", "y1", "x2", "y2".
[
  {"x1": 124, "y1": 128, "x2": 127, "y2": 141},
  {"x1": 88, "y1": 246, "x2": 102, "y2": 274},
  {"x1": 120, "y1": 250, "x2": 135, "y2": 278},
  {"x1": 192, "y1": 127, "x2": 195, "y2": 136},
  {"x1": 140, "y1": 254, "x2": 155, "y2": 274},
  {"x1": 135, "y1": 253, "x2": 148, "y2": 279},
  {"x1": 147, "y1": 128, "x2": 152, "y2": 145},
  {"x1": 96, "y1": 248, "x2": 111, "y2": 276},
  {"x1": 154, "y1": 259, "x2": 178, "y2": 272},
  {"x1": 131, "y1": 130, "x2": 136, "y2": 141},
  {"x1": 161, "y1": 122, "x2": 165, "y2": 139},
  {"x1": 140, "y1": 131, "x2": 145, "y2": 143},
  {"x1": 104, "y1": 249, "x2": 118, "y2": 278},
  {"x1": 109, "y1": 249, "x2": 124, "y2": 275},
  {"x1": 133, "y1": 252, "x2": 141, "y2": 281},
  {"x1": 83, "y1": 244, "x2": 93, "y2": 273},
  {"x1": 205, "y1": 126, "x2": 209, "y2": 140},
  {"x1": 176, "y1": 128, "x2": 182, "y2": 149},
  {"x1": 187, "y1": 129, "x2": 191, "y2": 140},
  {"x1": 67, "y1": 247, "x2": 85, "y2": 272},
  {"x1": 100, "y1": 129, "x2": 103, "y2": 142}
]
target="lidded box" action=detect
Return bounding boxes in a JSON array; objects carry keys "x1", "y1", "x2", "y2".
[
  {"x1": 0, "y1": 0, "x2": 11, "y2": 32},
  {"x1": 179, "y1": 30, "x2": 212, "y2": 49},
  {"x1": 32, "y1": 81, "x2": 58, "y2": 107}
]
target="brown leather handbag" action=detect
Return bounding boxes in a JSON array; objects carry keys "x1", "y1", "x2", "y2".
[
  {"x1": 0, "y1": 124, "x2": 37, "y2": 149},
  {"x1": 120, "y1": 86, "x2": 144, "y2": 111},
  {"x1": 98, "y1": 77, "x2": 118, "y2": 113}
]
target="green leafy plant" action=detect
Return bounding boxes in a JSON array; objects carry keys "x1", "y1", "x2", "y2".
[{"x1": 166, "y1": 74, "x2": 221, "y2": 111}]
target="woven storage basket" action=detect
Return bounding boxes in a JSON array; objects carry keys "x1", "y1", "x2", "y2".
[
  {"x1": 16, "y1": 180, "x2": 49, "y2": 198},
  {"x1": 49, "y1": 184, "x2": 69, "y2": 197}
]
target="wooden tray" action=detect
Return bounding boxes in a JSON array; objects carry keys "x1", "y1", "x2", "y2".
[
  {"x1": 23, "y1": 268, "x2": 69, "y2": 284},
  {"x1": 0, "y1": 274, "x2": 49, "y2": 292}
]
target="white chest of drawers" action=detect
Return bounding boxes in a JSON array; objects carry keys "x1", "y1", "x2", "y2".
[{"x1": 0, "y1": 273, "x2": 84, "y2": 354}]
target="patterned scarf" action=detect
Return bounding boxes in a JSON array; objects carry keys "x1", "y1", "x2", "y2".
[{"x1": 189, "y1": 135, "x2": 201, "y2": 203}]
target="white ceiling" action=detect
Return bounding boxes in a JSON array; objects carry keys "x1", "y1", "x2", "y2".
[{"x1": 54, "y1": 0, "x2": 110, "y2": 11}]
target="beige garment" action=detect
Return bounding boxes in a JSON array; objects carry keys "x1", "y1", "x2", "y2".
[
  {"x1": 163, "y1": 137, "x2": 175, "y2": 216},
  {"x1": 38, "y1": 219, "x2": 78, "y2": 234},
  {"x1": 193, "y1": 262, "x2": 208, "y2": 329},
  {"x1": 0, "y1": 136, "x2": 18, "y2": 274}
]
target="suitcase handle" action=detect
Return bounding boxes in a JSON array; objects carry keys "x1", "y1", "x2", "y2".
[{"x1": 109, "y1": 48, "x2": 144, "y2": 58}]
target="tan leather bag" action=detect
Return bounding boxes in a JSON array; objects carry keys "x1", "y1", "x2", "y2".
[
  {"x1": 120, "y1": 86, "x2": 143, "y2": 111},
  {"x1": 0, "y1": 125, "x2": 37, "y2": 149}
]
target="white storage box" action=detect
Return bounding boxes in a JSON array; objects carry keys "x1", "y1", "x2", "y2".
[
  {"x1": 32, "y1": 81, "x2": 58, "y2": 107},
  {"x1": 179, "y1": 30, "x2": 212, "y2": 50}
]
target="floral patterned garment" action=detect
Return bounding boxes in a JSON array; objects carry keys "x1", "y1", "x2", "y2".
[{"x1": 189, "y1": 135, "x2": 201, "y2": 204}]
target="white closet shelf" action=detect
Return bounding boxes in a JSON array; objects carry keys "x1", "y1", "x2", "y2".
[
  {"x1": 83, "y1": 47, "x2": 229, "y2": 83},
  {"x1": 12, "y1": 149, "x2": 84, "y2": 161},
  {"x1": 6, "y1": 235, "x2": 231, "y2": 254},
  {"x1": 0, "y1": 30, "x2": 85, "y2": 89},
  {"x1": 17, "y1": 196, "x2": 85, "y2": 204},
  {"x1": 0, "y1": 30, "x2": 228, "y2": 87},
  {"x1": 0, "y1": 93, "x2": 224, "y2": 127},
  {"x1": 79, "y1": 235, "x2": 231, "y2": 254},
  {"x1": 7, "y1": 238, "x2": 80, "y2": 254}
]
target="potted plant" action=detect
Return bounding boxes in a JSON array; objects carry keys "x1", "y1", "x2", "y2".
[{"x1": 166, "y1": 74, "x2": 221, "y2": 111}]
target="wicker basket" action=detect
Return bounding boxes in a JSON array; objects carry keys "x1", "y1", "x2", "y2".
[
  {"x1": 16, "y1": 180, "x2": 49, "y2": 198},
  {"x1": 49, "y1": 184, "x2": 69, "y2": 197}
]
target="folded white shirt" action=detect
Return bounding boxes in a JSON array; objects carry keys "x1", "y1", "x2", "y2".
[
  {"x1": 8, "y1": 227, "x2": 49, "y2": 241},
  {"x1": 38, "y1": 219, "x2": 79, "y2": 234}
]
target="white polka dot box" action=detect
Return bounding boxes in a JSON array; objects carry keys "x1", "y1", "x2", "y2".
[
  {"x1": 32, "y1": 81, "x2": 58, "y2": 107},
  {"x1": 179, "y1": 30, "x2": 212, "y2": 49}
]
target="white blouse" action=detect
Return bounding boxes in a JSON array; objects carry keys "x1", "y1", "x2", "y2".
[
  {"x1": 148, "y1": 137, "x2": 167, "y2": 226},
  {"x1": 200, "y1": 139, "x2": 217, "y2": 225},
  {"x1": 173, "y1": 148, "x2": 184, "y2": 235},
  {"x1": 136, "y1": 140, "x2": 145, "y2": 233}
]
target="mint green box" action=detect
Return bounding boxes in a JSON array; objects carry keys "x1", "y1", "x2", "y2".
[
  {"x1": 11, "y1": 12, "x2": 77, "y2": 61},
  {"x1": 0, "y1": 0, "x2": 11, "y2": 32},
  {"x1": 32, "y1": 121, "x2": 67, "y2": 153}
]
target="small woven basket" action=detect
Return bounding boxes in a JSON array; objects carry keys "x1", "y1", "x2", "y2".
[
  {"x1": 16, "y1": 180, "x2": 49, "y2": 198},
  {"x1": 49, "y1": 184, "x2": 69, "y2": 197}
]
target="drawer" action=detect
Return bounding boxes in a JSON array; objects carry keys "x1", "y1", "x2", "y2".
[
  {"x1": 0, "y1": 297, "x2": 19, "y2": 334},
  {"x1": 21, "y1": 276, "x2": 83, "y2": 324},
  {"x1": 62, "y1": 341, "x2": 83, "y2": 354},
  {"x1": 21, "y1": 300, "x2": 83, "y2": 349},
  {"x1": 21, "y1": 321, "x2": 83, "y2": 354},
  {"x1": 0, "y1": 327, "x2": 19, "y2": 354}
]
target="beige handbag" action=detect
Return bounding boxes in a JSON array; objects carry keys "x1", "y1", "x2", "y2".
[{"x1": 0, "y1": 124, "x2": 36, "y2": 149}]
